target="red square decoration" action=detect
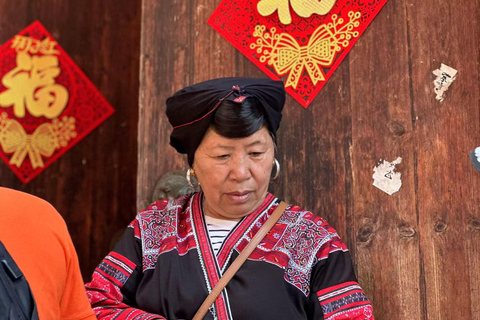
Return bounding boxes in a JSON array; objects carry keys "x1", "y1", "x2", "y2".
[
  {"x1": 0, "y1": 21, "x2": 114, "y2": 183},
  {"x1": 208, "y1": 0, "x2": 389, "y2": 108}
]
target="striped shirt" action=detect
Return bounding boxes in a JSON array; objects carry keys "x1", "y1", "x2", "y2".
[{"x1": 205, "y1": 215, "x2": 239, "y2": 255}]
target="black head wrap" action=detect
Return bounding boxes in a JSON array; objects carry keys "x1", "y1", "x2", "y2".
[{"x1": 166, "y1": 77, "x2": 286, "y2": 166}]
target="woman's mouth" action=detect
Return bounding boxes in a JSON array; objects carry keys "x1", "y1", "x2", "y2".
[{"x1": 225, "y1": 191, "x2": 251, "y2": 203}]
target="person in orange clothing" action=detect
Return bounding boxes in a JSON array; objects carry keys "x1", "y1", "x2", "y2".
[{"x1": 0, "y1": 187, "x2": 96, "y2": 320}]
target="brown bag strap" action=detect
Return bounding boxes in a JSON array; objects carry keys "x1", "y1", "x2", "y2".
[{"x1": 191, "y1": 201, "x2": 288, "y2": 320}]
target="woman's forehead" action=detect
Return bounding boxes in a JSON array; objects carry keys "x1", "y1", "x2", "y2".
[{"x1": 200, "y1": 127, "x2": 273, "y2": 150}]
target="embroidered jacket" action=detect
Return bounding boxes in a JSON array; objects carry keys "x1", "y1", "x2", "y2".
[{"x1": 85, "y1": 192, "x2": 374, "y2": 320}]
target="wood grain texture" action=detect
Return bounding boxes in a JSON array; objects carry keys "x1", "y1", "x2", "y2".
[
  {"x1": 137, "y1": 0, "x2": 480, "y2": 319},
  {"x1": 349, "y1": 0, "x2": 422, "y2": 317},
  {"x1": 138, "y1": 0, "x2": 192, "y2": 210},
  {"x1": 407, "y1": 0, "x2": 480, "y2": 319},
  {"x1": 0, "y1": 0, "x2": 142, "y2": 280}
]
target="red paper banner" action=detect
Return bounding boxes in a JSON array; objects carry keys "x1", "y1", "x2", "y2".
[
  {"x1": 208, "y1": 0, "x2": 389, "y2": 108},
  {"x1": 0, "y1": 21, "x2": 114, "y2": 183}
]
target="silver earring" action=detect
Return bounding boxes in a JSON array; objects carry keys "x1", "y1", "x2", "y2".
[
  {"x1": 186, "y1": 168, "x2": 195, "y2": 187},
  {"x1": 272, "y1": 158, "x2": 280, "y2": 180}
]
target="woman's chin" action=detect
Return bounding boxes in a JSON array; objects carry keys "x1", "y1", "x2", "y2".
[{"x1": 221, "y1": 198, "x2": 263, "y2": 218}]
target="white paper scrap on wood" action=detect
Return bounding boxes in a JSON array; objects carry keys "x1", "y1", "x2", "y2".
[
  {"x1": 372, "y1": 157, "x2": 402, "y2": 195},
  {"x1": 433, "y1": 64, "x2": 457, "y2": 102}
]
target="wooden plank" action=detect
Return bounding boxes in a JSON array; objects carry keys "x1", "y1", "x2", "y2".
[
  {"x1": 193, "y1": 0, "x2": 238, "y2": 83},
  {"x1": 0, "y1": 0, "x2": 141, "y2": 279},
  {"x1": 348, "y1": 0, "x2": 422, "y2": 318},
  {"x1": 267, "y1": 64, "x2": 355, "y2": 249},
  {"x1": 138, "y1": 0, "x2": 194, "y2": 209},
  {"x1": 407, "y1": 0, "x2": 480, "y2": 318}
]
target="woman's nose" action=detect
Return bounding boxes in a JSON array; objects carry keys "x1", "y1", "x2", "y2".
[{"x1": 229, "y1": 157, "x2": 251, "y2": 181}]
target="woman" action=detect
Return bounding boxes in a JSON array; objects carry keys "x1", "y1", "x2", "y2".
[{"x1": 85, "y1": 78, "x2": 374, "y2": 320}]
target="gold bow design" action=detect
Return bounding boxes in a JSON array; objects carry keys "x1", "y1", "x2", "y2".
[
  {"x1": 250, "y1": 12, "x2": 361, "y2": 89},
  {"x1": 0, "y1": 113, "x2": 76, "y2": 169}
]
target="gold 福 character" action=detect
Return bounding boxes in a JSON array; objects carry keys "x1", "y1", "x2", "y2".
[
  {"x1": 0, "y1": 51, "x2": 68, "y2": 119},
  {"x1": 257, "y1": 0, "x2": 337, "y2": 25}
]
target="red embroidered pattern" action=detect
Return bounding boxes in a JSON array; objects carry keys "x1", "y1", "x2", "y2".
[
  {"x1": 237, "y1": 205, "x2": 347, "y2": 296},
  {"x1": 96, "y1": 252, "x2": 135, "y2": 287},
  {"x1": 317, "y1": 281, "x2": 374, "y2": 319},
  {"x1": 190, "y1": 192, "x2": 277, "y2": 320},
  {"x1": 135, "y1": 195, "x2": 195, "y2": 271},
  {"x1": 190, "y1": 193, "x2": 231, "y2": 320},
  {"x1": 216, "y1": 193, "x2": 276, "y2": 269},
  {"x1": 86, "y1": 253, "x2": 166, "y2": 319}
]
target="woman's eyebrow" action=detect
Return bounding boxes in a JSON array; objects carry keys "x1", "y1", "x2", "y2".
[
  {"x1": 212, "y1": 140, "x2": 266, "y2": 150},
  {"x1": 212, "y1": 145, "x2": 235, "y2": 150},
  {"x1": 246, "y1": 140, "x2": 265, "y2": 147}
]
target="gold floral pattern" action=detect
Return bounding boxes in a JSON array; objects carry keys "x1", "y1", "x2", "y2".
[{"x1": 250, "y1": 11, "x2": 361, "y2": 89}]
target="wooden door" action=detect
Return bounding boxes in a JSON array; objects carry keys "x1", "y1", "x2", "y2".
[{"x1": 137, "y1": 0, "x2": 480, "y2": 319}]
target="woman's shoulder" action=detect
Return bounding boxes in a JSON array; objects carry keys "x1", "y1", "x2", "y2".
[
  {"x1": 281, "y1": 203, "x2": 335, "y2": 233},
  {"x1": 138, "y1": 193, "x2": 194, "y2": 216},
  {"x1": 129, "y1": 193, "x2": 195, "y2": 235},
  {"x1": 278, "y1": 202, "x2": 346, "y2": 250},
  {"x1": 269, "y1": 202, "x2": 349, "y2": 276},
  {"x1": 134, "y1": 193, "x2": 195, "y2": 223}
]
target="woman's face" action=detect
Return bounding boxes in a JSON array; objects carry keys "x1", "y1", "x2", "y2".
[{"x1": 193, "y1": 126, "x2": 275, "y2": 220}]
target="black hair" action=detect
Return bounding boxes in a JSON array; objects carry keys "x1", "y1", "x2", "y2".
[{"x1": 211, "y1": 97, "x2": 271, "y2": 139}]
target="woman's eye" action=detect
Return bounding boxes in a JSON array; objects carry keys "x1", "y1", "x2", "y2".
[
  {"x1": 216, "y1": 155, "x2": 230, "y2": 160},
  {"x1": 250, "y1": 152, "x2": 264, "y2": 157}
]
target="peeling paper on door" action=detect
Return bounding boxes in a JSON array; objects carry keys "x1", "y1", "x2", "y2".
[
  {"x1": 433, "y1": 64, "x2": 457, "y2": 102},
  {"x1": 372, "y1": 157, "x2": 402, "y2": 195}
]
